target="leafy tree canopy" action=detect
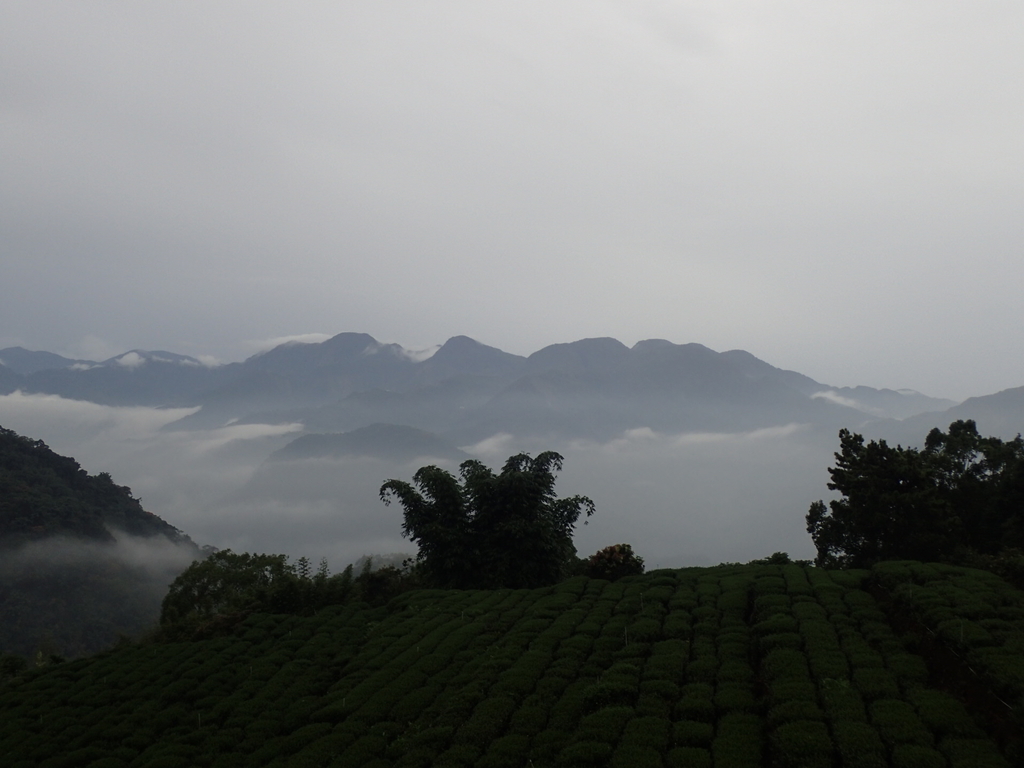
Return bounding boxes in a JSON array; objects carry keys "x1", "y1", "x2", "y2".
[
  {"x1": 380, "y1": 451, "x2": 594, "y2": 589},
  {"x1": 807, "y1": 420, "x2": 1024, "y2": 568}
]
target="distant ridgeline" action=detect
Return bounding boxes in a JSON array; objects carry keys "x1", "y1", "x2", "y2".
[{"x1": 0, "y1": 427, "x2": 201, "y2": 659}]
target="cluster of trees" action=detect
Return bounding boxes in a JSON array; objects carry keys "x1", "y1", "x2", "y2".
[
  {"x1": 380, "y1": 451, "x2": 596, "y2": 589},
  {"x1": 159, "y1": 451, "x2": 637, "y2": 634},
  {"x1": 158, "y1": 551, "x2": 415, "y2": 636},
  {"x1": 807, "y1": 420, "x2": 1024, "y2": 570}
]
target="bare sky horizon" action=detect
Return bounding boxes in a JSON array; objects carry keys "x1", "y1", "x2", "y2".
[{"x1": 3, "y1": 2, "x2": 1023, "y2": 402}]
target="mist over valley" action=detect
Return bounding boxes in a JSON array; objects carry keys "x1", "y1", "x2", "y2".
[{"x1": 4, "y1": 330, "x2": 1015, "y2": 576}]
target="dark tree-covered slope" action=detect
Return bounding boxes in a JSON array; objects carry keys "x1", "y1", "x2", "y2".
[
  {"x1": 0, "y1": 427, "x2": 200, "y2": 658},
  {"x1": 0, "y1": 426, "x2": 189, "y2": 547}
]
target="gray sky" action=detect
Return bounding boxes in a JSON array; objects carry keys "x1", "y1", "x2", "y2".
[{"x1": 2, "y1": 1, "x2": 1023, "y2": 401}]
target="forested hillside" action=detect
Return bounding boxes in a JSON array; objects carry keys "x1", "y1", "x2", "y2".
[
  {"x1": 0, "y1": 427, "x2": 201, "y2": 658},
  {"x1": 1, "y1": 561, "x2": 1020, "y2": 767}
]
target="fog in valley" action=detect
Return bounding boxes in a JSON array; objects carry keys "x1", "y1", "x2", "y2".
[{"x1": 0, "y1": 389, "x2": 841, "y2": 571}]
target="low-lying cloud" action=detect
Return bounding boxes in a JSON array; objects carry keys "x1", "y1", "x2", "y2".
[{"x1": 1, "y1": 396, "x2": 841, "y2": 574}]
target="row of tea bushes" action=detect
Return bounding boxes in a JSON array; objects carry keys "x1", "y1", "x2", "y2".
[
  {"x1": 875, "y1": 560, "x2": 1024, "y2": 709},
  {"x1": 0, "y1": 563, "x2": 1016, "y2": 767}
]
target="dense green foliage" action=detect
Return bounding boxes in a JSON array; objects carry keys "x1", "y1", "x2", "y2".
[
  {"x1": 582, "y1": 543, "x2": 646, "y2": 581},
  {"x1": 807, "y1": 421, "x2": 1024, "y2": 569},
  {"x1": 158, "y1": 552, "x2": 428, "y2": 637},
  {"x1": 0, "y1": 426, "x2": 188, "y2": 546},
  {"x1": 0, "y1": 561, "x2": 1018, "y2": 767},
  {"x1": 0, "y1": 426, "x2": 199, "y2": 658},
  {"x1": 380, "y1": 451, "x2": 595, "y2": 589}
]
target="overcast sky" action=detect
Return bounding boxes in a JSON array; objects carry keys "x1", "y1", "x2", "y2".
[{"x1": 3, "y1": 2, "x2": 1022, "y2": 401}]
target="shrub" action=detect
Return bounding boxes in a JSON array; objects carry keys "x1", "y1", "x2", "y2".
[
  {"x1": 580, "y1": 681, "x2": 636, "y2": 714},
  {"x1": 475, "y1": 735, "x2": 530, "y2": 768},
  {"x1": 770, "y1": 720, "x2": 834, "y2": 768},
  {"x1": 665, "y1": 746, "x2": 712, "y2": 768},
  {"x1": 832, "y1": 721, "x2": 887, "y2": 768},
  {"x1": 762, "y1": 648, "x2": 811, "y2": 681},
  {"x1": 620, "y1": 716, "x2": 670, "y2": 752},
  {"x1": 759, "y1": 632, "x2": 803, "y2": 653},
  {"x1": 717, "y1": 660, "x2": 754, "y2": 684},
  {"x1": 712, "y1": 712, "x2": 763, "y2": 768},
  {"x1": 685, "y1": 658, "x2": 717, "y2": 684},
  {"x1": 673, "y1": 719, "x2": 713, "y2": 747},
  {"x1": 714, "y1": 682, "x2": 757, "y2": 713},
  {"x1": 891, "y1": 744, "x2": 947, "y2": 768},
  {"x1": 906, "y1": 689, "x2": 983, "y2": 739},
  {"x1": 583, "y1": 545, "x2": 645, "y2": 582},
  {"x1": 853, "y1": 668, "x2": 900, "y2": 701},
  {"x1": 674, "y1": 695, "x2": 715, "y2": 723},
  {"x1": 939, "y1": 737, "x2": 1010, "y2": 768},
  {"x1": 869, "y1": 699, "x2": 934, "y2": 748},
  {"x1": 767, "y1": 699, "x2": 825, "y2": 727},
  {"x1": 555, "y1": 741, "x2": 613, "y2": 767},
  {"x1": 609, "y1": 743, "x2": 662, "y2": 768},
  {"x1": 574, "y1": 706, "x2": 632, "y2": 744},
  {"x1": 821, "y1": 679, "x2": 867, "y2": 723}
]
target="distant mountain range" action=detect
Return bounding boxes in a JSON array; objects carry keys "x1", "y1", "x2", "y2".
[{"x1": 7, "y1": 332, "x2": 1021, "y2": 451}]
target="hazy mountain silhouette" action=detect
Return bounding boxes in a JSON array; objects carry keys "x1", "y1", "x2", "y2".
[
  {"x1": 8, "y1": 332, "x2": 970, "y2": 442},
  {"x1": 269, "y1": 423, "x2": 469, "y2": 464},
  {"x1": 0, "y1": 347, "x2": 94, "y2": 375}
]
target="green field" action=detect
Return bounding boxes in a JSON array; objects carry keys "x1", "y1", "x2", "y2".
[{"x1": 1, "y1": 562, "x2": 1021, "y2": 767}]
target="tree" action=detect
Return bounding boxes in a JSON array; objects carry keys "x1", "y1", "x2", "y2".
[
  {"x1": 380, "y1": 451, "x2": 594, "y2": 589},
  {"x1": 806, "y1": 421, "x2": 1024, "y2": 568},
  {"x1": 160, "y1": 550, "x2": 295, "y2": 627},
  {"x1": 582, "y1": 544, "x2": 645, "y2": 581}
]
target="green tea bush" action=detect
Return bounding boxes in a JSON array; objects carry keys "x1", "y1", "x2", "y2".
[
  {"x1": 754, "y1": 614, "x2": 799, "y2": 637},
  {"x1": 762, "y1": 648, "x2": 811, "y2": 681},
  {"x1": 939, "y1": 737, "x2": 1010, "y2": 768},
  {"x1": 574, "y1": 705, "x2": 632, "y2": 744},
  {"x1": 507, "y1": 703, "x2": 547, "y2": 736},
  {"x1": 759, "y1": 632, "x2": 803, "y2": 653},
  {"x1": 712, "y1": 712, "x2": 762, "y2": 768},
  {"x1": 685, "y1": 657, "x2": 717, "y2": 684},
  {"x1": 832, "y1": 721, "x2": 887, "y2": 768},
  {"x1": 713, "y1": 682, "x2": 756, "y2": 713},
  {"x1": 475, "y1": 734, "x2": 529, "y2": 768},
  {"x1": 717, "y1": 660, "x2": 754, "y2": 684},
  {"x1": 807, "y1": 651, "x2": 849, "y2": 681},
  {"x1": 853, "y1": 668, "x2": 901, "y2": 701},
  {"x1": 754, "y1": 576, "x2": 787, "y2": 595},
  {"x1": 885, "y1": 653, "x2": 929, "y2": 688},
  {"x1": 672, "y1": 719, "x2": 713, "y2": 747},
  {"x1": 870, "y1": 699, "x2": 934, "y2": 748},
  {"x1": 891, "y1": 744, "x2": 947, "y2": 768},
  {"x1": 792, "y1": 602, "x2": 828, "y2": 622},
  {"x1": 673, "y1": 695, "x2": 715, "y2": 723},
  {"x1": 770, "y1": 719, "x2": 834, "y2": 768},
  {"x1": 619, "y1": 715, "x2": 670, "y2": 751},
  {"x1": 665, "y1": 746, "x2": 712, "y2": 768},
  {"x1": 821, "y1": 679, "x2": 867, "y2": 723},
  {"x1": 610, "y1": 743, "x2": 662, "y2": 768},
  {"x1": 906, "y1": 689, "x2": 983, "y2": 739},
  {"x1": 639, "y1": 679, "x2": 678, "y2": 701},
  {"x1": 555, "y1": 740, "x2": 613, "y2": 767},
  {"x1": 766, "y1": 699, "x2": 826, "y2": 727}
]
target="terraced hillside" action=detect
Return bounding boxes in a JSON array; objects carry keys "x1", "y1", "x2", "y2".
[{"x1": 0, "y1": 562, "x2": 1021, "y2": 767}]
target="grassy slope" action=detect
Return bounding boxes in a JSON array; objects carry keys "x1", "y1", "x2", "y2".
[{"x1": 0, "y1": 562, "x2": 1021, "y2": 768}]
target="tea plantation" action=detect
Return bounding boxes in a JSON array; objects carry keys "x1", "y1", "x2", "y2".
[{"x1": 1, "y1": 562, "x2": 1021, "y2": 767}]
